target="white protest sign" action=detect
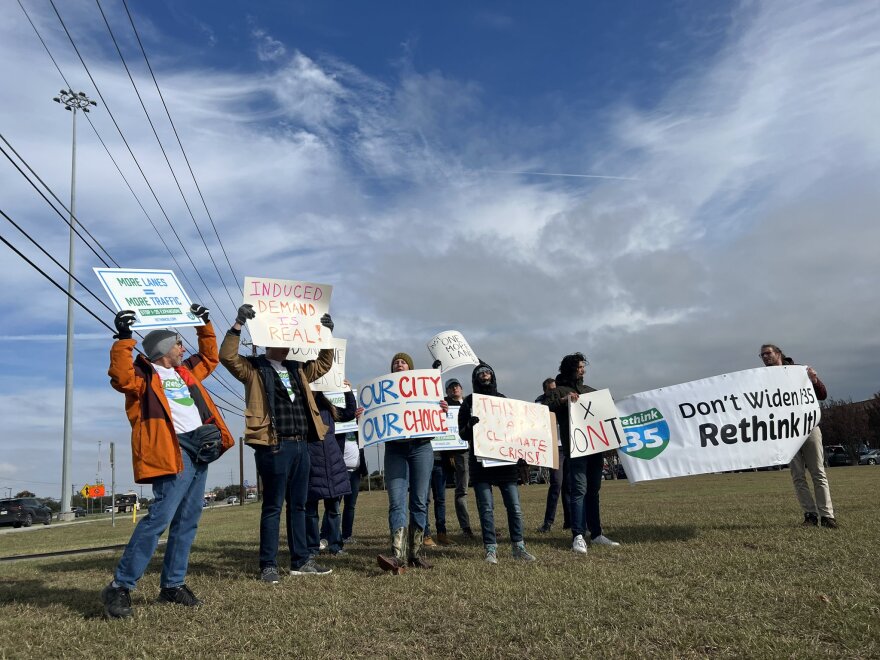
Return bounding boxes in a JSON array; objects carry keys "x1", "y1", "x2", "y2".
[
  {"x1": 568, "y1": 389, "x2": 625, "y2": 459},
  {"x1": 287, "y1": 338, "x2": 348, "y2": 392},
  {"x1": 94, "y1": 268, "x2": 200, "y2": 329},
  {"x1": 616, "y1": 366, "x2": 822, "y2": 484},
  {"x1": 326, "y1": 390, "x2": 358, "y2": 435},
  {"x1": 431, "y1": 406, "x2": 468, "y2": 452},
  {"x1": 471, "y1": 394, "x2": 558, "y2": 468},
  {"x1": 427, "y1": 330, "x2": 480, "y2": 372},
  {"x1": 243, "y1": 276, "x2": 332, "y2": 350},
  {"x1": 357, "y1": 369, "x2": 446, "y2": 447}
]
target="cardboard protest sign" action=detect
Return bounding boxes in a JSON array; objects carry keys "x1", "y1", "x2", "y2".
[
  {"x1": 471, "y1": 394, "x2": 558, "y2": 468},
  {"x1": 326, "y1": 390, "x2": 358, "y2": 434},
  {"x1": 616, "y1": 366, "x2": 822, "y2": 483},
  {"x1": 357, "y1": 369, "x2": 446, "y2": 447},
  {"x1": 568, "y1": 389, "x2": 625, "y2": 459},
  {"x1": 243, "y1": 276, "x2": 332, "y2": 350},
  {"x1": 94, "y1": 268, "x2": 199, "y2": 328},
  {"x1": 431, "y1": 406, "x2": 468, "y2": 452},
  {"x1": 427, "y1": 330, "x2": 480, "y2": 372},
  {"x1": 287, "y1": 338, "x2": 348, "y2": 392}
]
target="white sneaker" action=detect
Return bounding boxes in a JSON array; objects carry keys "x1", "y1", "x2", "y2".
[
  {"x1": 319, "y1": 538, "x2": 328, "y2": 551},
  {"x1": 572, "y1": 535, "x2": 588, "y2": 554},
  {"x1": 591, "y1": 535, "x2": 620, "y2": 547}
]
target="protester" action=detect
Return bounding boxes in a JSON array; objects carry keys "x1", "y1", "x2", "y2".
[
  {"x1": 535, "y1": 378, "x2": 571, "y2": 533},
  {"x1": 545, "y1": 353, "x2": 619, "y2": 554},
  {"x1": 335, "y1": 431, "x2": 368, "y2": 545},
  {"x1": 101, "y1": 305, "x2": 234, "y2": 619},
  {"x1": 376, "y1": 353, "x2": 449, "y2": 574},
  {"x1": 458, "y1": 361, "x2": 537, "y2": 564},
  {"x1": 307, "y1": 384, "x2": 357, "y2": 557},
  {"x1": 760, "y1": 344, "x2": 837, "y2": 528},
  {"x1": 220, "y1": 304, "x2": 336, "y2": 582}
]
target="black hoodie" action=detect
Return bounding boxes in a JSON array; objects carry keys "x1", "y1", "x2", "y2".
[{"x1": 545, "y1": 353, "x2": 596, "y2": 457}]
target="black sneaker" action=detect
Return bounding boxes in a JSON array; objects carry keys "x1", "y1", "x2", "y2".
[
  {"x1": 536, "y1": 523, "x2": 552, "y2": 534},
  {"x1": 290, "y1": 559, "x2": 332, "y2": 575},
  {"x1": 260, "y1": 566, "x2": 280, "y2": 584},
  {"x1": 157, "y1": 584, "x2": 202, "y2": 607},
  {"x1": 802, "y1": 512, "x2": 819, "y2": 527},
  {"x1": 461, "y1": 527, "x2": 475, "y2": 539},
  {"x1": 101, "y1": 583, "x2": 133, "y2": 619},
  {"x1": 820, "y1": 516, "x2": 839, "y2": 529},
  {"x1": 330, "y1": 548, "x2": 348, "y2": 556}
]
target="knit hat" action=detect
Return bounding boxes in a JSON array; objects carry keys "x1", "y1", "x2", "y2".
[
  {"x1": 142, "y1": 329, "x2": 180, "y2": 362},
  {"x1": 390, "y1": 352, "x2": 414, "y2": 371}
]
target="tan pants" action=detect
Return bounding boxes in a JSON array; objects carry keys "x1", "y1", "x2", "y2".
[{"x1": 789, "y1": 426, "x2": 834, "y2": 518}]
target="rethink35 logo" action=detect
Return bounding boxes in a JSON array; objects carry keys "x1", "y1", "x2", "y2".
[{"x1": 620, "y1": 408, "x2": 670, "y2": 460}]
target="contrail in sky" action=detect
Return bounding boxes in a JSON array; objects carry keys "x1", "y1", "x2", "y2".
[{"x1": 482, "y1": 169, "x2": 640, "y2": 181}]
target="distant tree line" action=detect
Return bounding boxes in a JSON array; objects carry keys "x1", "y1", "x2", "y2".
[{"x1": 819, "y1": 392, "x2": 880, "y2": 459}]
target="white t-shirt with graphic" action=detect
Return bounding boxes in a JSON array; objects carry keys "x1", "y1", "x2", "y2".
[
  {"x1": 343, "y1": 434, "x2": 360, "y2": 471},
  {"x1": 267, "y1": 359, "x2": 296, "y2": 403},
  {"x1": 154, "y1": 364, "x2": 202, "y2": 434}
]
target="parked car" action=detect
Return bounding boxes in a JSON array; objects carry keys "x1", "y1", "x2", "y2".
[
  {"x1": 858, "y1": 449, "x2": 880, "y2": 465},
  {"x1": 0, "y1": 497, "x2": 53, "y2": 527},
  {"x1": 226, "y1": 496, "x2": 239, "y2": 504},
  {"x1": 72, "y1": 506, "x2": 87, "y2": 517},
  {"x1": 826, "y1": 446, "x2": 853, "y2": 467}
]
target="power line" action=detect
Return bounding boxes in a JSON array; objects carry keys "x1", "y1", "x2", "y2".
[
  {"x1": 121, "y1": 0, "x2": 244, "y2": 296},
  {"x1": 94, "y1": 0, "x2": 240, "y2": 313},
  {"x1": 46, "y1": 0, "x2": 237, "y2": 332}
]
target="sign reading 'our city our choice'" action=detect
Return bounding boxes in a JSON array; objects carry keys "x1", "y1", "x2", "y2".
[
  {"x1": 94, "y1": 268, "x2": 200, "y2": 328},
  {"x1": 243, "y1": 276, "x2": 333, "y2": 350},
  {"x1": 615, "y1": 366, "x2": 822, "y2": 483},
  {"x1": 357, "y1": 370, "x2": 446, "y2": 447}
]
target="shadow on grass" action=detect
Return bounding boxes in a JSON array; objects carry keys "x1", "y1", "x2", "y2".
[
  {"x1": 0, "y1": 578, "x2": 104, "y2": 619},
  {"x1": 608, "y1": 524, "x2": 699, "y2": 543}
]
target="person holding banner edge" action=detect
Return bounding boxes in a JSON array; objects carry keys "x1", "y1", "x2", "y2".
[
  {"x1": 376, "y1": 352, "x2": 449, "y2": 574},
  {"x1": 101, "y1": 304, "x2": 235, "y2": 619},
  {"x1": 220, "y1": 304, "x2": 336, "y2": 582},
  {"x1": 545, "y1": 353, "x2": 620, "y2": 554},
  {"x1": 759, "y1": 344, "x2": 837, "y2": 528},
  {"x1": 458, "y1": 361, "x2": 537, "y2": 564}
]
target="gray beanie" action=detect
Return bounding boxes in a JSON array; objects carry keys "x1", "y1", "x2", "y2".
[{"x1": 142, "y1": 330, "x2": 180, "y2": 362}]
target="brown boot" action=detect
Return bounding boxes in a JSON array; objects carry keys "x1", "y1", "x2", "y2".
[
  {"x1": 408, "y1": 527, "x2": 433, "y2": 569},
  {"x1": 377, "y1": 527, "x2": 408, "y2": 575},
  {"x1": 436, "y1": 532, "x2": 456, "y2": 546},
  {"x1": 423, "y1": 534, "x2": 438, "y2": 548}
]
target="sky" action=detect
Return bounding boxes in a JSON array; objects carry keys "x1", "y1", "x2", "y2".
[{"x1": 0, "y1": 0, "x2": 878, "y2": 499}]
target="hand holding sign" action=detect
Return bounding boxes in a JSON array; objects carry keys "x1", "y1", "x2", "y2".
[
  {"x1": 113, "y1": 310, "x2": 136, "y2": 339},
  {"x1": 190, "y1": 303, "x2": 210, "y2": 323},
  {"x1": 236, "y1": 304, "x2": 256, "y2": 325}
]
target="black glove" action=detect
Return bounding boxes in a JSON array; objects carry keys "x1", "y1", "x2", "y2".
[
  {"x1": 469, "y1": 416, "x2": 480, "y2": 428},
  {"x1": 320, "y1": 313, "x2": 334, "y2": 332},
  {"x1": 236, "y1": 304, "x2": 255, "y2": 325},
  {"x1": 432, "y1": 359, "x2": 442, "y2": 370},
  {"x1": 113, "y1": 310, "x2": 136, "y2": 340},
  {"x1": 190, "y1": 303, "x2": 210, "y2": 323}
]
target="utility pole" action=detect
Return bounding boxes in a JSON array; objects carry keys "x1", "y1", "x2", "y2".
[{"x1": 53, "y1": 89, "x2": 97, "y2": 521}]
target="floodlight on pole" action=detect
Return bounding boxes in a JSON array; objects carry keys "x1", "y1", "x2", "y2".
[{"x1": 53, "y1": 89, "x2": 98, "y2": 521}]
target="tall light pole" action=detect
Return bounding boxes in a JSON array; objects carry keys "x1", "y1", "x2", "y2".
[{"x1": 53, "y1": 89, "x2": 97, "y2": 520}]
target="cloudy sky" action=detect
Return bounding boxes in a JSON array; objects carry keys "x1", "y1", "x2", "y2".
[{"x1": 1, "y1": 0, "x2": 878, "y2": 498}]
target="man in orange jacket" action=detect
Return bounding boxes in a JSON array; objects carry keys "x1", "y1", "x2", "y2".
[{"x1": 100, "y1": 304, "x2": 234, "y2": 620}]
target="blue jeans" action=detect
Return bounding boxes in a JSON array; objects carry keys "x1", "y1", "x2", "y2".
[
  {"x1": 569, "y1": 454, "x2": 605, "y2": 539},
  {"x1": 473, "y1": 481, "x2": 524, "y2": 546},
  {"x1": 384, "y1": 439, "x2": 433, "y2": 532},
  {"x1": 309, "y1": 497, "x2": 341, "y2": 554},
  {"x1": 542, "y1": 454, "x2": 571, "y2": 527},
  {"x1": 114, "y1": 443, "x2": 208, "y2": 590},
  {"x1": 425, "y1": 461, "x2": 447, "y2": 536},
  {"x1": 255, "y1": 439, "x2": 310, "y2": 570},
  {"x1": 340, "y1": 470, "x2": 361, "y2": 540}
]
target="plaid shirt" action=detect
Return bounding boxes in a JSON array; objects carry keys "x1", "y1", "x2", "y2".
[{"x1": 270, "y1": 363, "x2": 309, "y2": 438}]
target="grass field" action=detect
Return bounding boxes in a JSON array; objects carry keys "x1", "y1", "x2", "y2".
[{"x1": 1, "y1": 467, "x2": 878, "y2": 659}]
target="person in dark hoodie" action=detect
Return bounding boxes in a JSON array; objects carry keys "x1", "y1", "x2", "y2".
[
  {"x1": 306, "y1": 383, "x2": 357, "y2": 557},
  {"x1": 376, "y1": 353, "x2": 449, "y2": 574},
  {"x1": 545, "y1": 352, "x2": 619, "y2": 555},
  {"x1": 458, "y1": 361, "x2": 537, "y2": 564}
]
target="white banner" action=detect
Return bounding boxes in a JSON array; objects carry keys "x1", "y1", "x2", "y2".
[
  {"x1": 357, "y1": 370, "x2": 446, "y2": 447},
  {"x1": 431, "y1": 406, "x2": 468, "y2": 452},
  {"x1": 326, "y1": 390, "x2": 358, "y2": 435},
  {"x1": 616, "y1": 366, "x2": 821, "y2": 483},
  {"x1": 243, "y1": 276, "x2": 332, "y2": 350},
  {"x1": 568, "y1": 389, "x2": 625, "y2": 458},
  {"x1": 287, "y1": 338, "x2": 348, "y2": 392},
  {"x1": 94, "y1": 268, "x2": 200, "y2": 328},
  {"x1": 471, "y1": 394, "x2": 558, "y2": 468},
  {"x1": 427, "y1": 330, "x2": 480, "y2": 372}
]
